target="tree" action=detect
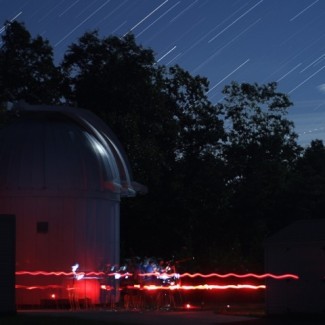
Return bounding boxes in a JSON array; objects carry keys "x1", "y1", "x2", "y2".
[
  {"x1": 61, "y1": 32, "x2": 174, "y2": 185},
  {"x1": 217, "y1": 82, "x2": 301, "y2": 175},
  {"x1": 0, "y1": 21, "x2": 63, "y2": 105},
  {"x1": 282, "y1": 139, "x2": 325, "y2": 222},
  {"x1": 214, "y1": 82, "x2": 303, "y2": 269},
  {"x1": 161, "y1": 64, "x2": 225, "y2": 159},
  {"x1": 61, "y1": 31, "x2": 226, "y2": 262}
]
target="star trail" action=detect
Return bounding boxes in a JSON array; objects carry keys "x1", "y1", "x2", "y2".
[{"x1": 1, "y1": 0, "x2": 325, "y2": 145}]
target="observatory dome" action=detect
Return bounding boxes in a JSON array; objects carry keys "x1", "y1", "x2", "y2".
[
  {"x1": 0, "y1": 102, "x2": 145, "y2": 306},
  {"x1": 0, "y1": 102, "x2": 136, "y2": 197}
]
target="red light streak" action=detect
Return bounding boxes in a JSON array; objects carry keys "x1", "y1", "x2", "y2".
[
  {"x1": 15, "y1": 271, "x2": 130, "y2": 278},
  {"x1": 100, "y1": 285, "x2": 113, "y2": 290},
  {"x1": 137, "y1": 272, "x2": 299, "y2": 280},
  {"x1": 179, "y1": 284, "x2": 266, "y2": 290},
  {"x1": 15, "y1": 285, "x2": 64, "y2": 290},
  {"x1": 16, "y1": 283, "x2": 266, "y2": 291},
  {"x1": 15, "y1": 270, "x2": 299, "y2": 287},
  {"x1": 179, "y1": 272, "x2": 299, "y2": 280},
  {"x1": 139, "y1": 284, "x2": 266, "y2": 291},
  {"x1": 16, "y1": 271, "x2": 74, "y2": 276}
]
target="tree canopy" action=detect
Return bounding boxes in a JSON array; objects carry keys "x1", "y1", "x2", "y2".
[{"x1": 0, "y1": 21, "x2": 63, "y2": 104}]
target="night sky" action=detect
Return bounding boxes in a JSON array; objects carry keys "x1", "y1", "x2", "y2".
[{"x1": 1, "y1": 0, "x2": 325, "y2": 146}]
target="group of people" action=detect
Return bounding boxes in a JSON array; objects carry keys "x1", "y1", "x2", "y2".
[
  {"x1": 97, "y1": 257, "x2": 184, "y2": 309},
  {"x1": 120, "y1": 256, "x2": 179, "y2": 287},
  {"x1": 119, "y1": 257, "x2": 180, "y2": 310}
]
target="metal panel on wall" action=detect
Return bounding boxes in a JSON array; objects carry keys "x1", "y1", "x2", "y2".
[{"x1": 0, "y1": 214, "x2": 16, "y2": 315}]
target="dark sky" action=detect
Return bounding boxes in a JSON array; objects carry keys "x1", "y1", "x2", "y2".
[{"x1": 1, "y1": 0, "x2": 325, "y2": 145}]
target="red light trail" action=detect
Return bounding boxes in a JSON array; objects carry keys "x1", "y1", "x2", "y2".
[
  {"x1": 15, "y1": 270, "x2": 298, "y2": 292},
  {"x1": 15, "y1": 271, "x2": 299, "y2": 280},
  {"x1": 15, "y1": 271, "x2": 130, "y2": 278},
  {"x1": 141, "y1": 284, "x2": 266, "y2": 290},
  {"x1": 178, "y1": 272, "x2": 299, "y2": 280},
  {"x1": 16, "y1": 284, "x2": 266, "y2": 291},
  {"x1": 16, "y1": 271, "x2": 74, "y2": 276},
  {"x1": 15, "y1": 285, "x2": 63, "y2": 290}
]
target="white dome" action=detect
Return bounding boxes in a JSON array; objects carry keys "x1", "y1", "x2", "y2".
[{"x1": 0, "y1": 102, "x2": 136, "y2": 196}]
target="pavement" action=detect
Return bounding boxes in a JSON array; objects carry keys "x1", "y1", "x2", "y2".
[
  {"x1": 19, "y1": 309, "x2": 325, "y2": 325},
  {"x1": 20, "y1": 309, "x2": 258, "y2": 324}
]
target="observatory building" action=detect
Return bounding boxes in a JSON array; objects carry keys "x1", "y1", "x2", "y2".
[{"x1": 0, "y1": 102, "x2": 139, "y2": 306}]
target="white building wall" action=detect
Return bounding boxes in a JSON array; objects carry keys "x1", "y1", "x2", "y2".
[
  {"x1": 0, "y1": 191, "x2": 120, "y2": 305},
  {"x1": 0, "y1": 104, "x2": 138, "y2": 307}
]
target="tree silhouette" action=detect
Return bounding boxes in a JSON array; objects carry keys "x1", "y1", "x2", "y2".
[{"x1": 0, "y1": 21, "x2": 64, "y2": 104}]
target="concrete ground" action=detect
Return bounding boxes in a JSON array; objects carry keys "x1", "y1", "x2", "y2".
[
  {"x1": 19, "y1": 309, "x2": 325, "y2": 325},
  {"x1": 20, "y1": 309, "x2": 258, "y2": 324}
]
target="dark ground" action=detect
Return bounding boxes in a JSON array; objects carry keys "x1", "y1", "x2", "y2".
[{"x1": 1, "y1": 304, "x2": 325, "y2": 325}]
